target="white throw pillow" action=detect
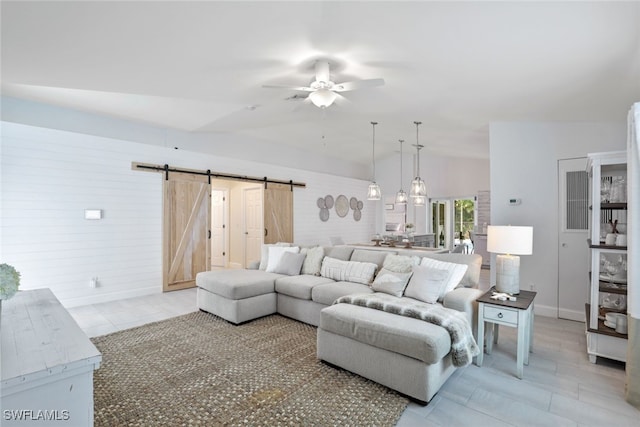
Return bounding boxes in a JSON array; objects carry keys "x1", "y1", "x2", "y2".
[
  {"x1": 404, "y1": 265, "x2": 450, "y2": 304},
  {"x1": 419, "y1": 257, "x2": 469, "y2": 300},
  {"x1": 274, "y1": 251, "x2": 306, "y2": 276},
  {"x1": 372, "y1": 268, "x2": 413, "y2": 297},
  {"x1": 265, "y1": 246, "x2": 300, "y2": 273},
  {"x1": 301, "y1": 246, "x2": 324, "y2": 276},
  {"x1": 320, "y1": 257, "x2": 377, "y2": 285},
  {"x1": 259, "y1": 242, "x2": 291, "y2": 270}
]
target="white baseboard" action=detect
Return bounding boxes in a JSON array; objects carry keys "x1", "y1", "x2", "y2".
[
  {"x1": 60, "y1": 286, "x2": 160, "y2": 308},
  {"x1": 558, "y1": 308, "x2": 586, "y2": 322},
  {"x1": 534, "y1": 304, "x2": 558, "y2": 318}
]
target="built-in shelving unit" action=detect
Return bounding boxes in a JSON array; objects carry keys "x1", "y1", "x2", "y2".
[{"x1": 585, "y1": 151, "x2": 628, "y2": 363}]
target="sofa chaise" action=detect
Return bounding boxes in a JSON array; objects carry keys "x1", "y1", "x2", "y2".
[{"x1": 196, "y1": 244, "x2": 483, "y2": 403}]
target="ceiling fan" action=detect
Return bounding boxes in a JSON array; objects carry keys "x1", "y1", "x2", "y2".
[{"x1": 263, "y1": 60, "x2": 385, "y2": 109}]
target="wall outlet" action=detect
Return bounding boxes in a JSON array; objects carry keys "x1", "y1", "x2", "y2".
[
  {"x1": 90, "y1": 277, "x2": 98, "y2": 288},
  {"x1": 529, "y1": 283, "x2": 535, "y2": 291}
]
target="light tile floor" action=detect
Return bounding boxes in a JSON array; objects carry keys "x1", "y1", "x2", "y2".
[{"x1": 68, "y1": 282, "x2": 640, "y2": 427}]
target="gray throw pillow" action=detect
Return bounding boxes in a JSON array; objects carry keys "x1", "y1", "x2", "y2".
[
  {"x1": 301, "y1": 246, "x2": 324, "y2": 275},
  {"x1": 382, "y1": 254, "x2": 421, "y2": 273},
  {"x1": 371, "y1": 268, "x2": 413, "y2": 297},
  {"x1": 274, "y1": 252, "x2": 306, "y2": 276}
]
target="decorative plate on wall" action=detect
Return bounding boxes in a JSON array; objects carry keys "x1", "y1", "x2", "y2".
[
  {"x1": 335, "y1": 195, "x2": 349, "y2": 217},
  {"x1": 349, "y1": 197, "x2": 358, "y2": 210},
  {"x1": 356, "y1": 200, "x2": 364, "y2": 210},
  {"x1": 324, "y1": 195, "x2": 335, "y2": 209},
  {"x1": 319, "y1": 208, "x2": 330, "y2": 222},
  {"x1": 317, "y1": 197, "x2": 326, "y2": 209},
  {"x1": 353, "y1": 209, "x2": 362, "y2": 221}
]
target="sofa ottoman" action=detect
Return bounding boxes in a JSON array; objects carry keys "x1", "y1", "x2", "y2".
[
  {"x1": 196, "y1": 269, "x2": 283, "y2": 324},
  {"x1": 317, "y1": 303, "x2": 458, "y2": 403}
]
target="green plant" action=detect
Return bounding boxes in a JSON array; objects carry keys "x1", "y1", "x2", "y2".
[{"x1": 0, "y1": 263, "x2": 21, "y2": 300}]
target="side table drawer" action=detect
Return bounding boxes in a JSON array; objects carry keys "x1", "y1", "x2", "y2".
[{"x1": 484, "y1": 305, "x2": 518, "y2": 325}]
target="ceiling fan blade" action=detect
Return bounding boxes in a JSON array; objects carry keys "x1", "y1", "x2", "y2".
[
  {"x1": 332, "y1": 78, "x2": 385, "y2": 92},
  {"x1": 262, "y1": 84, "x2": 315, "y2": 92},
  {"x1": 314, "y1": 61, "x2": 331, "y2": 84}
]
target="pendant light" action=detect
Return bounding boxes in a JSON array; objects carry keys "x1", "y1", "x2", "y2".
[
  {"x1": 367, "y1": 121, "x2": 381, "y2": 200},
  {"x1": 410, "y1": 121, "x2": 427, "y2": 199},
  {"x1": 395, "y1": 139, "x2": 408, "y2": 204}
]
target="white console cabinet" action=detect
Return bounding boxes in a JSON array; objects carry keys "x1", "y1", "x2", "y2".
[{"x1": 1, "y1": 289, "x2": 102, "y2": 426}]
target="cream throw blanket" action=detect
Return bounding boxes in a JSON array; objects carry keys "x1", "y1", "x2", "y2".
[{"x1": 334, "y1": 292, "x2": 480, "y2": 367}]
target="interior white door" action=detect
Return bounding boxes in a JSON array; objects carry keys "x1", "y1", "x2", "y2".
[
  {"x1": 558, "y1": 157, "x2": 590, "y2": 321},
  {"x1": 211, "y1": 189, "x2": 228, "y2": 268},
  {"x1": 244, "y1": 187, "x2": 263, "y2": 267}
]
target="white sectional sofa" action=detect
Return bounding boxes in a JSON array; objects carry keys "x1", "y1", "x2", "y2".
[{"x1": 196, "y1": 245, "x2": 483, "y2": 403}]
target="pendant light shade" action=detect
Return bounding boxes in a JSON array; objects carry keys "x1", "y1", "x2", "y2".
[
  {"x1": 395, "y1": 139, "x2": 408, "y2": 204},
  {"x1": 367, "y1": 182, "x2": 382, "y2": 200},
  {"x1": 410, "y1": 121, "x2": 427, "y2": 198},
  {"x1": 367, "y1": 121, "x2": 381, "y2": 201},
  {"x1": 413, "y1": 195, "x2": 426, "y2": 207}
]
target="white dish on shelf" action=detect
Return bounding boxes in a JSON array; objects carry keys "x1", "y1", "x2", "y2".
[
  {"x1": 599, "y1": 274, "x2": 627, "y2": 284},
  {"x1": 604, "y1": 321, "x2": 616, "y2": 329}
]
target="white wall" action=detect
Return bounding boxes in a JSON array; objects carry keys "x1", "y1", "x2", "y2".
[
  {"x1": 1, "y1": 122, "x2": 376, "y2": 307},
  {"x1": 2, "y1": 96, "x2": 369, "y2": 180},
  {"x1": 490, "y1": 121, "x2": 626, "y2": 317}
]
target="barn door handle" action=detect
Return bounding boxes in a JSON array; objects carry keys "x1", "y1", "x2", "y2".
[
  {"x1": 208, "y1": 230, "x2": 211, "y2": 239},
  {"x1": 264, "y1": 228, "x2": 268, "y2": 237}
]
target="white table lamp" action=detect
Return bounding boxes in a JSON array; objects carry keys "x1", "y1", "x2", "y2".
[{"x1": 487, "y1": 225, "x2": 533, "y2": 294}]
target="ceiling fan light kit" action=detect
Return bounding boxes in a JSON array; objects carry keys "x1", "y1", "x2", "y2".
[
  {"x1": 263, "y1": 59, "x2": 384, "y2": 110},
  {"x1": 309, "y1": 88, "x2": 337, "y2": 109}
]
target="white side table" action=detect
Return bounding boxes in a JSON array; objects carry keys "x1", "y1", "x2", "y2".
[{"x1": 475, "y1": 287, "x2": 536, "y2": 379}]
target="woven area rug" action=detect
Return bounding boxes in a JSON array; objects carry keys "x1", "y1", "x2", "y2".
[{"x1": 92, "y1": 312, "x2": 409, "y2": 426}]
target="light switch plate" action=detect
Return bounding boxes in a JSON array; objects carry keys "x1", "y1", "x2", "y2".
[{"x1": 85, "y1": 209, "x2": 102, "y2": 220}]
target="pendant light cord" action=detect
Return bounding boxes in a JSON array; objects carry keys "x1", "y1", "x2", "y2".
[
  {"x1": 414, "y1": 121, "x2": 422, "y2": 176},
  {"x1": 399, "y1": 139, "x2": 404, "y2": 187}
]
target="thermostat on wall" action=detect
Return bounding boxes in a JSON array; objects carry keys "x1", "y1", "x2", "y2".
[
  {"x1": 508, "y1": 198, "x2": 522, "y2": 206},
  {"x1": 85, "y1": 209, "x2": 102, "y2": 220}
]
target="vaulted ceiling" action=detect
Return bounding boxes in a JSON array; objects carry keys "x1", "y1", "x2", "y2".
[{"x1": 2, "y1": 1, "x2": 639, "y2": 165}]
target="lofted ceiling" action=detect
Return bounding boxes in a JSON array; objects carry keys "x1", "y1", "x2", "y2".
[{"x1": 2, "y1": 1, "x2": 639, "y2": 165}]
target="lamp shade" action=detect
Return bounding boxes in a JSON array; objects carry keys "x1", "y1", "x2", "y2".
[
  {"x1": 309, "y1": 89, "x2": 337, "y2": 108},
  {"x1": 487, "y1": 225, "x2": 533, "y2": 255}
]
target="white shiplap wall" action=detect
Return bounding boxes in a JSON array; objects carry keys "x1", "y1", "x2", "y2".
[{"x1": 1, "y1": 122, "x2": 376, "y2": 307}]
